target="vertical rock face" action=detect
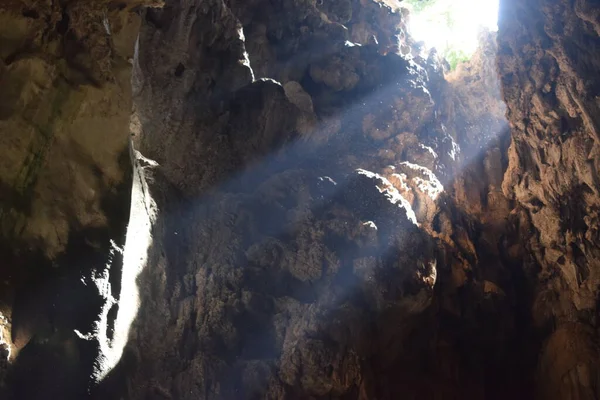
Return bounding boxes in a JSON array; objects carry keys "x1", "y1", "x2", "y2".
[
  {"x1": 0, "y1": 0, "x2": 157, "y2": 398},
  {"x1": 497, "y1": 0, "x2": 600, "y2": 398},
  {"x1": 0, "y1": 0, "x2": 143, "y2": 260},
  {"x1": 108, "y1": 1, "x2": 526, "y2": 398},
  {"x1": 122, "y1": 1, "x2": 440, "y2": 398},
  {"x1": 0, "y1": 0, "x2": 598, "y2": 398}
]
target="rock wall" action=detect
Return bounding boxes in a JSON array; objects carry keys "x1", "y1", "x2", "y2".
[
  {"x1": 0, "y1": 0, "x2": 157, "y2": 398},
  {"x1": 118, "y1": 0, "x2": 444, "y2": 397},
  {"x1": 98, "y1": 1, "x2": 532, "y2": 398},
  {"x1": 0, "y1": 0, "x2": 598, "y2": 398},
  {"x1": 498, "y1": 0, "x2": 600, "y2": 397},
  {"x1": 0, "y1": 0, "x2": 145, "y2": 261}
]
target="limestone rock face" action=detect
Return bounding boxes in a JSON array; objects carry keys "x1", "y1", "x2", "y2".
[
  {"x1": 117, "y1": 1, "x2": 442, "y2": 398},
  {"x1": 104, "y1": 0, "x2": 529, "y2": 398},
  {"x1": 498, "y1": 0, "x2": 600, "y2": 397},
  {"x1": 0, "y1": 0, "x2": 599, "y2": 398},
  {"x1": 0, "y1": 0, "x2": 157, "y2": 398},
  {"x1": 0, "y1": 0, "x2": 147, "y2": 260}
]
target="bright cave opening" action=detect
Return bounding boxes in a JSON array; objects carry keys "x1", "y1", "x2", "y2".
[{"x1": 403, "y1": 0, "x2": 499, "y2": 69}]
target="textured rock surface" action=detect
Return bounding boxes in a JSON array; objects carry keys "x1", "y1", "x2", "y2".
[
  {"x1": 116, "y1": 1, "x2": 442, "y2": 397},
  {"x1": 0, "y1": 0, "x2": 598, "y2": 398},
  {"x1": 0, "y1": 0, "x2": 146, "y2": 260},
  {"x1": 498, "y1": 0, "x2": 600, "y2": 397},
  {"x1": 95, "y1": 1, "x2": 530, "y2": 398},
  {"x1": 0, "y1": 0, "x2": 156, "y2": 398}
]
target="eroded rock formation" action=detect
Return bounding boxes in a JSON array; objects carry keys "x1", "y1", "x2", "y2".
[
  {"x1": 498, "y1": 0, "x2": 600, "y2": 397},
  {"x1": 106, "y1": 1, "x2": 525, "y2": 398},
  {"x1": 0, "y1": 0, "x2": 598, "y2": 399},
  {"x1": 0, "y1": 0, "x2": 157, "y2": 397}
]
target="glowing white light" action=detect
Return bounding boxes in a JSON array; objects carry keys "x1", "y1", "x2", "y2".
[
  {"x1": 407, "y1": 0, "x2": 499, "y2": 57},
  {"x1": 88, "y1": 144, "x2": 159, "y2": 383},
  {"x1": 0, "y1": 312, "x2": 11, "y2": 361}
]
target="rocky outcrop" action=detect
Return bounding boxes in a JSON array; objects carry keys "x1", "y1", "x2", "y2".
[
  {"x1": 94, "y1": 1, "x2": 531, "y2": 398},
  {"x1": 114, "y1": 1, "x2": 442, "y2": 397},
  {"x1": 0, "y1": 0, "x2": 147, "y2": 260},
  {"x1": 498, "y1": 0, "x2": 600, "y2": 397},
  {"x1": 0, "y1": 0, "x2": 598, "y2": 398},
  {"x1": 0, "y1": 0, "x2": 158, "y2": 398}
]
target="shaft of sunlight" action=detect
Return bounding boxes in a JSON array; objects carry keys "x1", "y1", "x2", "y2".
[{"x1": 406, "y1": 0, "x2": 499, "y2": 58}]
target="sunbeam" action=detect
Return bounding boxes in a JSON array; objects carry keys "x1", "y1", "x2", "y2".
[
  {"x1": 405, "y1": 0, "x2": 499, "y2": 64},
  {"x1": 90, "y1": 0, "x2": 510, "y2": 395},
  {"x1": 88, "y1": 143, "x2": 158, "y2": 383}
]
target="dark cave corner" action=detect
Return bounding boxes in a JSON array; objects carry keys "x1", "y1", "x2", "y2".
[
  {"x1": 1, "y1": 0, "x2": 600, "y2": 399},
  {"x1": 0, "y1": 144, "x2": 133, "y2": 399}
]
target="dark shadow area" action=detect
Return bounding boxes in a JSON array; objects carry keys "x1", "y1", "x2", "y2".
[{"x1": 0, "y1": 149, "x2": 132, "y2": 400}]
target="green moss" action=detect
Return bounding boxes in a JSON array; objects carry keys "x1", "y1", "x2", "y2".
[
  {"x1": 404, "y1": 0, "x2": 472, "y2": 70},
  {"x1": 403, "y1": 0, "x2": 435, "y2": 12},
  {"x1": 444, "y1": 48, "x2": 470, "y2": 70}
]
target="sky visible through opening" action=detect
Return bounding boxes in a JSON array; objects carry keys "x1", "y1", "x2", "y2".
[{"x1": 404, "y1": 0, "x2": 499, "y2": 63}]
